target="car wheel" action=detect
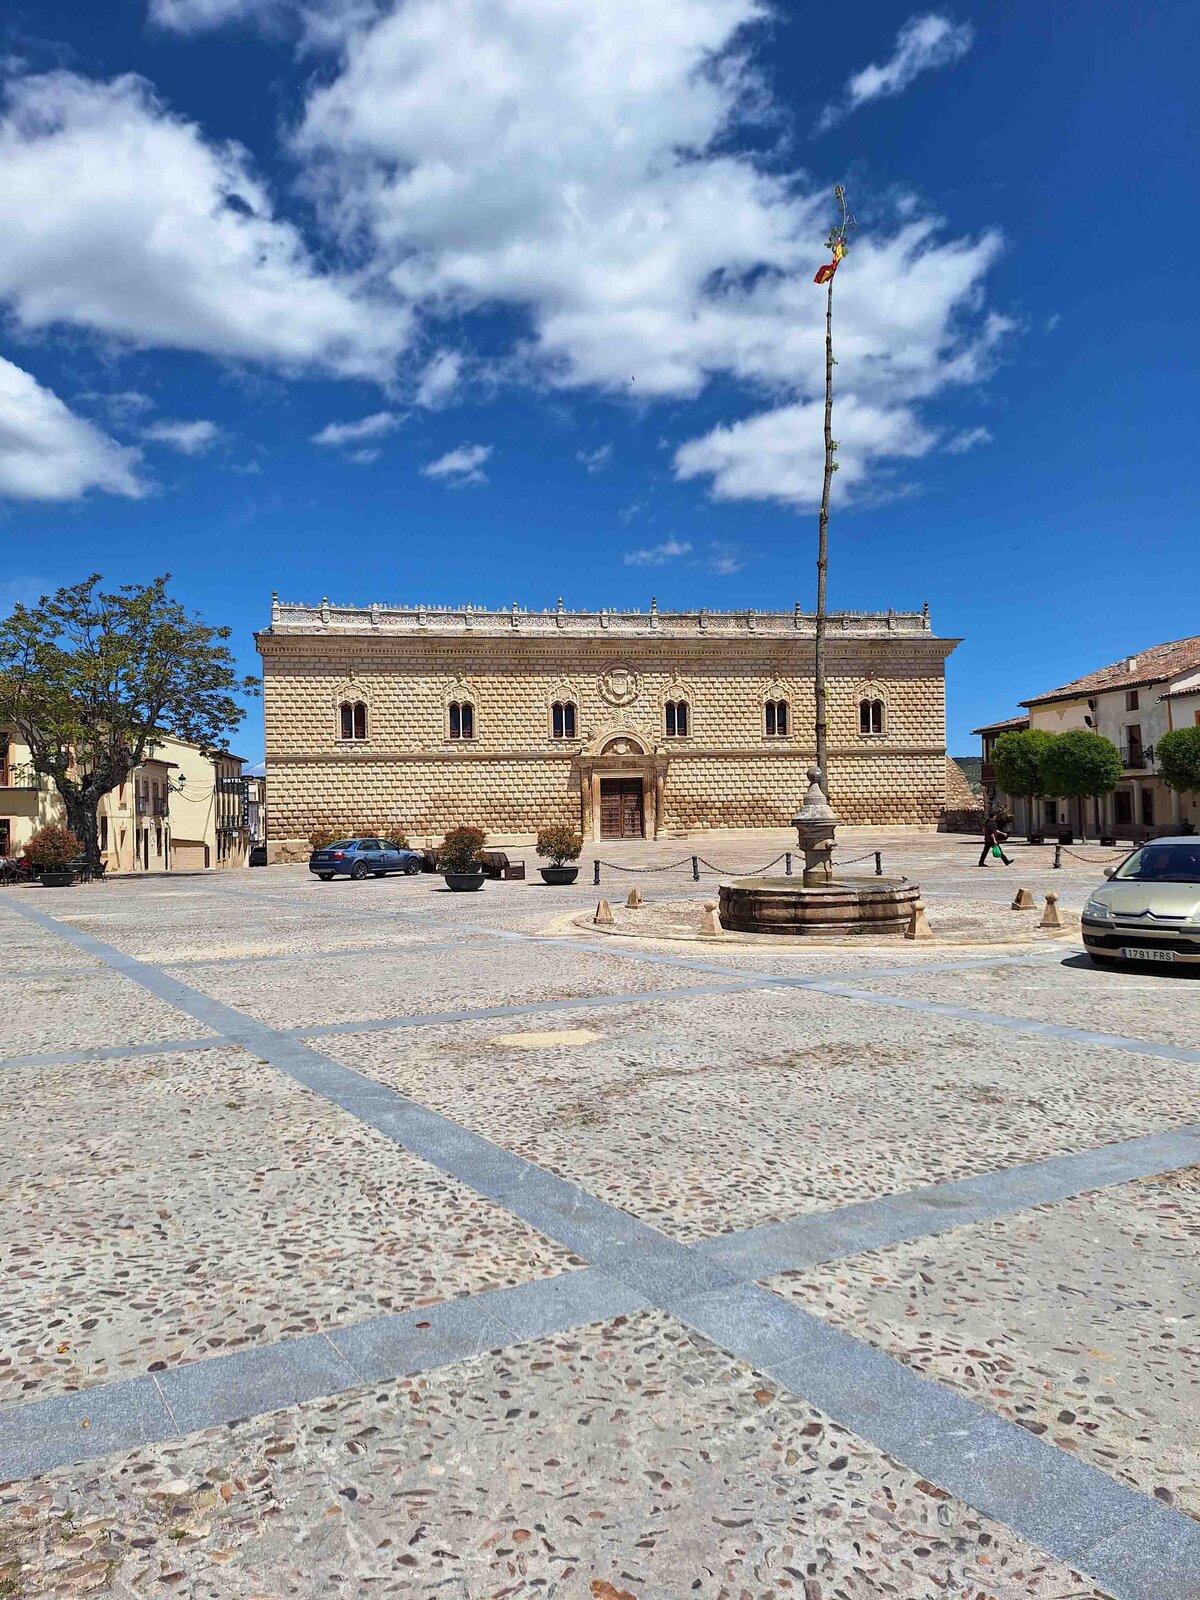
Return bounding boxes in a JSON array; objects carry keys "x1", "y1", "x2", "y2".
[
  {"x1": 318, "y1": 873, "x2": 334, "y2": 882},
  {"x1": 405, "y1": 858, "x2": 422, "y2": 875},
  {"x1": 351, "y1": 861, "x2": 370, "y2": 880}
]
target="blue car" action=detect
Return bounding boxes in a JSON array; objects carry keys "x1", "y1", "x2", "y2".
[{"x1": 309, "y1": 837, "x2": 424, "y2": 881}]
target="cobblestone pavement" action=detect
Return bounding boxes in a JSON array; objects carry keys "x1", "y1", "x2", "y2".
[{"x1": 1, "y1": 831, "x2": 1198, "y2": 1600}]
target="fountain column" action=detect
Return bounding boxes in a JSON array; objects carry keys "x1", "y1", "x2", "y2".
[{"x1": 791, "y1": 766, "x2": 838, "y2": 886}]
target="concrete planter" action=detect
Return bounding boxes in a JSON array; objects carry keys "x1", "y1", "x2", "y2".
[
  {"x1": 443, "y1": 871, "x2": 485, "y2": 892},
  {"x1": 38, "y1": 871, "x2": 76, "y2": 888},
  {"x1": 539, "y1": 866, "x2": 580, "y2": 886}
]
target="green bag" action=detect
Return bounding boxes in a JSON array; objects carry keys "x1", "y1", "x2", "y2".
[{"x1": 991, "y1": 844, "x2": 1003, "y2": 859}]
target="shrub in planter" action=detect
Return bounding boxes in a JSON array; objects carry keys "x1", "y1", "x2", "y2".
[
  {"x1": 26, "y1": 823, "x2": 81, "y2": 885},
  {"x1": 439, "y1": 825, "x2": 486, "y2": 889},
  {"x1": 536, "y1": 823, "x2": 583, "y2": 884},
  {"x1": 383, "y1": 825, "x2": 411, "y2": 849},
  {"x1": 309, "y1": 825, "x2": 338, "y2": 851}
]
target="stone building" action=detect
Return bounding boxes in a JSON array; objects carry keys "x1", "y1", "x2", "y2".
[{"x1": 257, "y1": 597, "x2": 958, "y2": 859}]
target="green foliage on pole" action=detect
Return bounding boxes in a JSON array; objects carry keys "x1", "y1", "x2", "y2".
[
  {"x1": 0, "y1": 574, "x2": 257, "y2": 870},
  {"x1": 1157, "y1": 726, "x2": 1200, "y2": 794},
  {"x1": 990, "y1": 728, "x2": 1056, "y2": 798},
  {"x1": 1039, "y1": 729, "x2": 1123, "y2": 800}
]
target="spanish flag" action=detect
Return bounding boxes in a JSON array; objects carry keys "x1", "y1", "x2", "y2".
[{"x1": 814, "y1": 239, "x2": 846, "y2": 284}]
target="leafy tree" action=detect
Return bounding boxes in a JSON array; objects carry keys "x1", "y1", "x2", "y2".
[
  {"x1": 0, "y1": 575, "x2": 256, "y2": 873},
  {"x1": 990, "y1": 728, "x2": 1056, "y2": 801},
  {"x1": 1157, "y1": 726, "x2": 1200, "y2": 797},
  {"x1": 1039, "y1": 729, "x2": 1123, "y2": 841}
]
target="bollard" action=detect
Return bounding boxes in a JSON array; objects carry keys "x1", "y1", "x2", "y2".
[
  {"x1": 1040, "y1": 891, "x2": 1065, "y2": 929},
  {"x1": 875, "y1": 851, "x2": 883, "y2": 876},
  {"x1": 904, "y1": 899, "x2": 933, "y2": 940},
  {"x1": 593, "y1": 898, "x2": 615, "y2": 925},
  {"x1": 699, "y1": 900, "x2": 722, "y2": 938},
  {"x1": 1053, "y1": 845, "x2": 1062, "y2": 869},
  {"x1": 691, "y1": 855, "x2": 700, "y2": 881},
  {"x1": 626, "y1": 887, "x2": 643, "y2": 909},
  {"x1": 593, "y1": 859, "x2": 600, "y2": 886},
  {"x1": 785, "y1": 851, "x2": 793, "y2": 876},
  {"x1": 1011, "y1": 887, "x2": 1036, "y2": 911}
]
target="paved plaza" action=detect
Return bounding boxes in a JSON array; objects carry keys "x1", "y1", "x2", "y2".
[{"x1": 2, "y1": 831, "x2": 1199, "y2": 1600}]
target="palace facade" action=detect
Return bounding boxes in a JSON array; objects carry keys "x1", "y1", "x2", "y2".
[{"x1": 256, "y1": 598, "x2": 959, "y2": 859}]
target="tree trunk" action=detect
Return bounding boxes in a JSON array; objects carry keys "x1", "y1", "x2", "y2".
[
  {"x1": 60, "y1": 785, "x2": 101, "y2": 875},
  {"x1": 814, "y1": 272, "x2": 835, "y2": 798}
]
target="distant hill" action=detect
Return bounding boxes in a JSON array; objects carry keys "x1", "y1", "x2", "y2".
[{"x1": 954, "y1": 755, "x2": 983, "y2": 791}]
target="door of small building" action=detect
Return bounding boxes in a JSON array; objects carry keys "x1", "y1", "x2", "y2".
[{"x1": 600, "y1": 777, "x2": 644, "y2": 839}]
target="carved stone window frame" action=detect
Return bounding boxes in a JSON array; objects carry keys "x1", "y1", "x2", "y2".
[
  {"x1": 334, "y1": 682, "x2": 370, "y2": 744},
  {"x1": 443, "y1": 680, "x2": 480, "y2": 743}
]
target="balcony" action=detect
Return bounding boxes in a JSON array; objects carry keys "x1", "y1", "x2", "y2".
[
  {"x1": 1120, "y1": 743, "x2": 1154, "y2": 772},
  {"x1": 981, "y1": 761, "x2": 995, "y2": 785},
  {"x1": 0, "y1": 763, "x2": 39, "y2": 791}
]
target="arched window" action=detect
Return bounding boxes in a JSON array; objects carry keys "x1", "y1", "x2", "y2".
[
  {"x1": 665, "y1": 700, "x2": 689, "y2": 738},
  {"x1": 551, "y1": 701, "x2": 577, "y2": 739},
  {"x1": 765, "y1": 699, "x2": 789, "y2": 737},
  {"x1": 859, "y1": 698, "x2": 885, "y2": 736},
  {"x1": 339, "y1": 700, "x2": 367, "y2": 740},
  {"x1": 449, "y1": 700, "x2": 475, "y2": 740}
]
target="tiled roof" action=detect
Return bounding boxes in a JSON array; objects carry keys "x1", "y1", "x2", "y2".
[
  {"x1": 971, "y1": 714, "x2": 1030, "y2": 735},
  {"x1": 1022, "y1": 635, "x2": 1200, "y2": 706}
]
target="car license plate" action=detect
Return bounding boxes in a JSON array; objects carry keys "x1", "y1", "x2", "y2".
[{"x1": 1119, "y1": 946, "x2": 1175, "y2": 963}]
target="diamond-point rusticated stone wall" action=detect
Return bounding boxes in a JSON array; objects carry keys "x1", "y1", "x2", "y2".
[{"x1": 256, "y1": 600, "x2": 959, "y2": 860}]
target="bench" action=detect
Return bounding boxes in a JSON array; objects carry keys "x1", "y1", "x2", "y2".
[{"x1": 481, "y1": 851, "x2": 526, "y2": 881}]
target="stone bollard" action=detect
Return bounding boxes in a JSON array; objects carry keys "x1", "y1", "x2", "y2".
[
  {"x1": 626, "y1": 887, "x2": 644, "y2": 909},
  {"x1": 1040, "y1": 891, "x2": 1065, "y2": 929},
  {"x1": 1011, "y1": 887, "x2": 1036, "y2": 910},
  {"x1": 699, "y1": 900, "x2": 723, "y2": 938},
  {"x1": 905, "y1": 899, "x2": 933, "y2": 940},
  {"x1": 593, "y1": 898, "x2": 615, "y2": 925}
]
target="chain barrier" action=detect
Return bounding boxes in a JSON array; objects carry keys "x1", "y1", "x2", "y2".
[
  {"x1": 593, "y1": 848, "x2": 885, "y2": 884},
  {"x1": 693, "y1": 852, "x2": 789, "y2": 876},
  {"x1": 1055, "y1": 844, "x2": 1130, "y2": 868}
]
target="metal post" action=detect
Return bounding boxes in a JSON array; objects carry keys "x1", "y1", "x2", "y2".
[
  {"x1": 1053, "y1": 844, "x2": 1062, "y2": 870},
  {"x1": 874, "y1": 850, "x2": 882, "y2": 876},
  {"x1": 593, "y1": 859, "x2": 600, "y2": 886},
  {"x1": 691, "y1": 855, "x2": 700, "y2": 881},
  {"x1": 785, "y1": 852, "x2": 793, "y2": 876}
]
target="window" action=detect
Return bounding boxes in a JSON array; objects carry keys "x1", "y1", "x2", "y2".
[
  {"x1": 859, "y1": 698, "x2": 885, "y2": 735},
  {"x1": 1114, "y1": 789, "x2": 1133, "y2": 825},
  {"x1": 339, "y1": 700, "x2": 367, "y2": 740},
  {"x1": 764, "y1": 699, "x2": 789, "y2": 738},
  {"x1": 665, "y1": 700, "x2": 689, "y2": 738},
  {"x1": 551, "y1": 701, "x2": 577, "y2": 739},
  {"x1": 1126, "y1": 690, "x2": 1140, "y2": 711},
  {"x1": 1125, "y1": 724, "x2": 1143, "y2": 767},
  {"x1": 449, "y1": 701, "x2": 474, "y2": 740},
  {"x1": 100, "y1": 815, "x2": 108, "y2": 852}
]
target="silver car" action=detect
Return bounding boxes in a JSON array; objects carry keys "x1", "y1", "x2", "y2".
[{"x1": 1082, "y1": 837, "x2": 1200, "y2": 968}]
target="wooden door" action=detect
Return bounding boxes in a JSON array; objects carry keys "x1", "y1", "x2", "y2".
[{"x1": 601, "y1": 778, "x2": 644, "y2": 839}]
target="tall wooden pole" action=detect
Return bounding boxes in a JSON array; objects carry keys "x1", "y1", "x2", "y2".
[{"x1": 813, "y1": 186, "x2": 852, "y2": 800}]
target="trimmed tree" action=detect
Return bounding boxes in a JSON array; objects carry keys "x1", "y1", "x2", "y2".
[
  {"x1": 1039, "y1": 730, "x2": 1123, "y2": 842},
  {"x1": 0, "y1": 575, "x2": 256, "y2": 874},
  {"x1": 990, "y1": 728, "x2": 1057, "y2": 818},
  {"x1": 1157, "y1": 726, "x2": 1200, "y2": 804}
]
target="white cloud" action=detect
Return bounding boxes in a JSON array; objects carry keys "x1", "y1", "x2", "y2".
[
  {"x1": 143, "y1": 418, "x2": 221, "y2": 454},
  {"x1": 944, "y1": 424, "x2": 992, "y2": 454},
  {"x1": 415, "y1": 349, "x2": 463, "y2": 408},
  {"x1": 311, "y1": 410, "x2": 400, "y2": 447},
  {"x1": 0, "y1": 356, "x2": 147, "y2": 501},
  {"x1": 817, "y1": 14, "x2": 974, "y2": 131},
  {"x1": 348, "y1": 447, "x2": 380, "y2": 464},
  {"x1": 291, "y1": 0, "x2": 1005, "y2": 508},
  {"x1": 577, "y1": 445, "x2": 612, "y2": 473},
  {"x1": 0, "y1": 71, "x2": 409, "y2": 379},
  {"x1": 624, "y1": 538, "x2": 692, "y2": 567},
  {"x1": 148, "y1": 0, "x2": 290, "y2": 31},
  {"x1": 421, "y1": 442, "x2": 491, "y2": 485},
  {"x1": 675, "y1": 394, "x2": 935, "y2": 507},
  {"x1": 700, "y1": 540, "x2": 742, "y2": 575}
]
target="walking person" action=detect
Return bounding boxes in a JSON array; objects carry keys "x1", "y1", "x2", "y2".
[{"x1": 979, "y1": 813, "x2": 1013, "y2": 867}]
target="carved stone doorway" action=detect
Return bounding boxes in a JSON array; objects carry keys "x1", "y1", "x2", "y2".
[{"x1": 600, "y1": 777, "x2": 644, "y2": 839}]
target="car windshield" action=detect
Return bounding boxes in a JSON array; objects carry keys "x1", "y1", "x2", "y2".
[{"x1": 1112, "y1": 843, "x2": 1200, "y2": 884}]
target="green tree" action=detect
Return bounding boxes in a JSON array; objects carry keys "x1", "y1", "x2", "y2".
[
  {"x1": 990, "y1": 728, "x2": 1056, "y2": 803},
  {"x1": 1157, "y1": 725, "x2": 1200, "y2": 798},
  {"x1": 0, "y1": 575, "x2": 256, "y2": 873},
  {"x1": 1039, "y1": 729, "x2": 1123, "y2": 841}
]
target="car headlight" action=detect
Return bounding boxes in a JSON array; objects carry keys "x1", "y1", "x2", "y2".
[
  {"x1": 1188, "y1": 905, "x2": 1200, "y2": 926},
  {"x1": 1083, "y1": 896, "x2": 1112, "y2": 921}
]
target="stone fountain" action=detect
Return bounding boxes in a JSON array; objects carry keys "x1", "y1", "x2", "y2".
[{"x1": 718, "y1": 766, "x2": 919, "y2": 936}]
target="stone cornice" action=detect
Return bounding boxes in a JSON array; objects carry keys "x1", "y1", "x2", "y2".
[
  {"x1": 258, "y1": 632, "x2": 959, "y2": 663},
  {"x1": 257, "y1": 595, "x2": 948, "y2": 645}
]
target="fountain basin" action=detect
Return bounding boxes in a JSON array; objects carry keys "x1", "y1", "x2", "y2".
[{"x1": 718, "y1": 875, "x2": 918, "y2": 936}]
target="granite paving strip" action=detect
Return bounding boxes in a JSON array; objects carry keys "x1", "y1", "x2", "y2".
[
  {"x1": 0, "y1": 1036, "x2": 223, "y2": 1071},
  {"x1": 805, "y1": 978, "x2": 1200, "y2": 1066},
  {"x1": 7, "y1": 893, "x2": 1200, "y2": 1597}
]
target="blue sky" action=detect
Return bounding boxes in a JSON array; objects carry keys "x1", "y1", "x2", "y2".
[{"x1": 1, "y1": 0, "x2": 1196, "y2": 759}]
